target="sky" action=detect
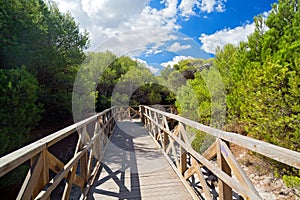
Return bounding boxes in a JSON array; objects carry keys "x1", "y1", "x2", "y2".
[{"x1": 54, "y1": 0, "x2": 277, "y2": 74}]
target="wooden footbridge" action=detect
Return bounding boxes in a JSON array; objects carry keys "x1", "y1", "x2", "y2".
[{"x1": 1, "y1": 106, "x2": 300, "y2": 200}]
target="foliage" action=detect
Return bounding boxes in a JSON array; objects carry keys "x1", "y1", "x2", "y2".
[
  {"x1": 162, "y1": 2, "x2": 300, "y2": 175},
  {"x1": 191, "y1": 130, "x2": 216, "y2": 154},
  {"x1": 283, "y1": 174, "x2": 300, "y2": 190},
  {"x1": 79, "y1": 52, "x2": 174, "y2": 113},
  {"x1": 0, "y1": 67, "x2": 42, "y2": 155},
  {"x1": 0, "y1": 0, "x2": 89, "y2": 119}
]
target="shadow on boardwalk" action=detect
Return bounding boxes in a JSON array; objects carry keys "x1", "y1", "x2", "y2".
[{"x1": 87, "y1": 121, "x2": 192, "y2": 200}]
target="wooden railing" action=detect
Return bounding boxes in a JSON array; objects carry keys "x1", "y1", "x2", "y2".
[
  {"x1": 0, "y1": 106, "x2": 137, "y2": 200},
  {"x1": 1, "y1": 105, "x2": 300, "y2": 200},
  {"x1": 140, "y1": 105, "x2": 300, "y2": 200},
  {"x1": 116, "y1": 106, "x2": 140, "y2": 121}
]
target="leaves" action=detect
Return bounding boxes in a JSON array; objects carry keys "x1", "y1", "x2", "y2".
[{"x1": 0, "y1": 67, "x2": 42, "y2": 155}]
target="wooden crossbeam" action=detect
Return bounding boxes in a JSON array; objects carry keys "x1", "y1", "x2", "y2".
[
  {"x1": 17, "y1": 152, "x2": 43, "y2": 200},
  {"x1": 218, "y1": 139, "x2": 260, "y2": 198}
]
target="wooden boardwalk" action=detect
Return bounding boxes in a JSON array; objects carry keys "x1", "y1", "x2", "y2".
[{"x1": 87, "y1": 120, "x2": 193, "y2": 200}]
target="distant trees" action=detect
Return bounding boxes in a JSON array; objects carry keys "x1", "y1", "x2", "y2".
[{"x1": 78, "y1": 52, "x2": 174, "y2": 115}]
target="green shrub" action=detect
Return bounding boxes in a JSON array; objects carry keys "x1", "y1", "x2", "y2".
[
  {"x1": 283, "y1": 174, "x2": 300, "y2": 190},
  {"x1": 191, "y1": 130, "x2": 216, "y2": 154},
  {"x1": 0, "y1": 67, "x2": 43, "y2": 156}
]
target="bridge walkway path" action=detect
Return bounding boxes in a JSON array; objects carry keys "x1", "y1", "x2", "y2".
[{"x1": 87, "y1": 120, "x2": 193, "y2": 200}]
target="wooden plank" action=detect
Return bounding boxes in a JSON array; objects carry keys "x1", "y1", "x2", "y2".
[
  {"x1": 142, "y1": 113, "x2": 261, "y2": 199},
  {"x1": 17, "y1": 169, "x2": 32, "y2": 200},
  {"x1": 202, "y1": 141, "x2": 217, "y2": 160},
  {"x1": 180, "y1": 127, "x2": 187, "y2": 175},
  {"x1": 17, "y1": 153, "x2": 43, "y2": 200},
  {"x1": 33, "y1": 150, "x2": 49, "y2": 199},
  {"x1": 219, "y1": 139, "x2": 260, "y2": 198},
  {"x1": 192, "y1": 158, "x2": 212, "y2": 200},
  {"x1": 62, "y1": 162, "x2": 79, "y2": 200},
  {"x1": 88, "y1": 121, "x2": 193, "y2": 200},
  {"x1": 217, "y1": 139, "x2": 232, "y2": 200},
  {"x1": 142, "y1": 106, "x2": 300, "y2": 169},
  {"x1": 0, "y1": 144, "x2": 45, "y2": 177},
  {"x1": 62, "y1": 132, "x2": 83, "y2": 200},
  {"x1": 47, "y1": 151, "x2": 84, "y2": 188},
  {"x1": 184, "y1": 165, "x2": 195, "y2": 180},
  {"x1": 178, "y1": 123, "x2": 190, "y2": 144},
  {"x1": 80, "y1": 151, "x2": 88, "y2": 184},
  {"x1": 0, "y1": 107, "x2": 116, "y2": 178},
  {"x1": 34, "y1": 149, "x2": 88, "y2": 200}
]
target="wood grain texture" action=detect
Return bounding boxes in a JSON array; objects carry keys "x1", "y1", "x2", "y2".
[{"x1": 87, "y1": 121, "x2": 193, "y2": 200}]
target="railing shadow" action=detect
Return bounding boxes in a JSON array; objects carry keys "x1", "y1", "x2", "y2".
[{"x1": 87, "y1": 121, "x2": 143, "y2": 200}]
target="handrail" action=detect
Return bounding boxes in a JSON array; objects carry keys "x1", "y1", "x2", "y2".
[
  {"x1": 0, "y1": 106, "x2": 136, "y2": 200},
  {"x1": 2, "y1": 105, "x2": 299, "y2": 200},
  {"x1": 0, "y1": 107, "x2": 114, "y2": 177},
  {"x1": 139, "y1": 105, "x2": 300, "y2": 200}
]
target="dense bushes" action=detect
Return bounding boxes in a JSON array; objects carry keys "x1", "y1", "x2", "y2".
[
  {"x1": 0, "y1": 67, "x2": 42, "y2": 156},
  {"x1": 160, "y1": 0, "x2": 300, "y2": 153},
  {"x1": 160, "y1": 0, "x2": 300, "y2": 186}
]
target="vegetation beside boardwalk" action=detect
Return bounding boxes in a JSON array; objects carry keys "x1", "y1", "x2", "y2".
[{"x1": 0, "y1": 0, "x2": 299, "y2": 192}]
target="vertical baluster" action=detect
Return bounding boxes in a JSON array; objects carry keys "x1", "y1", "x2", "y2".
[
  {"x1": 179, "y1": 126, "x2": 187, "y2": 175},
  {"x1": 217, "y1": 138, "x2": 232, "y2": 200},
  {"x1": 33, "y1": 150, "x2": 49, "y2": 199}
]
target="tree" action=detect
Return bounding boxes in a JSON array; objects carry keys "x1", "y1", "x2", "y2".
[
  {"x1": 0, "y1": 0, "x2": 89, "y2": 120},
  {"x1": 0, "y1": 67, "x2": 42, "y2": 156}
]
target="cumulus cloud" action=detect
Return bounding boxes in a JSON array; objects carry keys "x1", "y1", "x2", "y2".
[
  {"x1": 55, "y1": 0, "x2": 228, "y2": 53},
  {"x1": 167, "y1": 42, "x2": 192, "y2": 52},
  {"x1": 80, "y1": 0, "x2": 146, "y2": 28},
  {"x1": 199, "y1": 23, "x2": 255, "y2": 54},
  {"x1": 178, "y1": 0, "x2": 200, "y2": 17},
  {"x1": 161, "y1": 55, "x2": 194, "y2": 68},
  {"x1": 97, "y1": 28, "x2": 177, "y2": 56},
  {"x1": 136, "y1": 58, "x2": 160, "y2": 74},
  {"x1": 179, "y1": 0, "x2": 227, "y2": 18}
]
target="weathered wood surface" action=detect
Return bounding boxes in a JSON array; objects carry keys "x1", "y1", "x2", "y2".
[
  {"x1": 87, "y1": 120, "x2": 193, "y2": 200},
  {"x1": 139, "y1": 105, "x2": 300, "y2": 199},
  {"x1": 141, "y1": 106, "x2": 300, "y2": 170}
]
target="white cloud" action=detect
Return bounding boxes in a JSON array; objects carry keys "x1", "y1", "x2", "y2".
[
  {"x1": 97, "y1": 28, "x2": 178, "y2": 56},
  {"x1": 199, "y1": 23, "x2": 255, "y2": 54},
  {"x1": 216, "y1": 0, "x2": 227, "y2": 12},
  {"x1": 161, "y1": 55, "x2": 194, "y2": 68},
  {"x1": 179, "y1": 0, "x2": 200, "y2": 18},
  {"x1": 162, "y1": 0, "x2": 178, "y2": 18},
  {"x1": 200, "y1": 0, "x2": 215, "y2": 13},
  {"x1": 80, "y1": 0, "x2": 147, "y2": 28},
  {"x1": 167, "y1": 42, "x2": 192, "y2": 52},
  {"x1": 136, "y1": 58, "x2": 160, "y2": 74},
  {"x1": 54, "y1": 0, "x2": 227, "y2": 54},
  {"x1": 179, "y1": 0, "x2": 227, "y2": 18},
  {"x1": 55, "y1": 0, "x2": 182, "y2": 51}
]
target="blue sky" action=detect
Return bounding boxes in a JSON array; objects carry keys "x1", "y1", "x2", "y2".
[{"x1": 55, "y1": 0, "x2": 277, "y2": 73}]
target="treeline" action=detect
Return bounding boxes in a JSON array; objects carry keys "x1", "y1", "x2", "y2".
[
  {"x1": 73, "y1": 51, "x2": 174, "y2": 120},
  {"x1": 0, "y1": 0, "x2": 88, "y2": 156}
]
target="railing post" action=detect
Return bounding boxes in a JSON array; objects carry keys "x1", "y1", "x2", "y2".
[
  {"x1": 33, "y1": 149, "x2": 49, "y2": 199},
  {"x1": 139, "y1": 106, "x2": 145, "y2": 124},
  {"x1": 180, "y1": 142, "x2": 187, "y2": 175},
  {"x1": 217, "y1": 138, "x2": 232, "y2": 200}
]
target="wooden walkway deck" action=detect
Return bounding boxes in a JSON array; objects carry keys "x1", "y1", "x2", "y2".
[{"x1": 87, "y1": 120, "x2": 193, "y2": 200}]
